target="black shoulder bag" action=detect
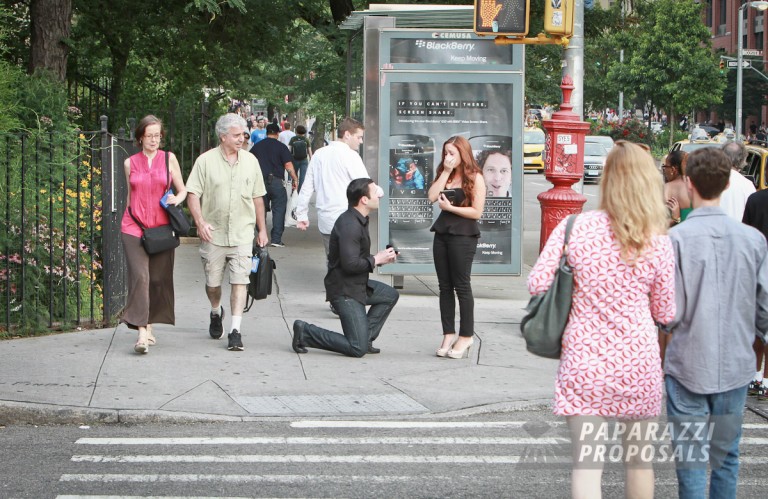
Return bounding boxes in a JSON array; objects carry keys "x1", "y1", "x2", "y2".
[
  {"x1": 128, "y1": 206, "x2": 180, "y2": 255},
  {"x1": 520, "y1": 215, "x2": 577, "y2": 359},
  {"x1": 162, "y1": 151, "x2": 192, "y2": 236},
  {"x1": 244, "y1": 244, "x2": 276, "y2": 312}
]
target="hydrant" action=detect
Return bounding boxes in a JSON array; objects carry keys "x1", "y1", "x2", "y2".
[{"x1": 538, "y1": 75, "x2": 589, "y2": 251}]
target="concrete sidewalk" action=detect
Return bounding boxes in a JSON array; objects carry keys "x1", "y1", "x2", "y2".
[{"x1": 0, "y1": 221, "x2": 560, "y2": 425}]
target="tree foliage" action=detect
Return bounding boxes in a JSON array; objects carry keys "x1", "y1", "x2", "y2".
[{"x1": 607, "y1": 0, "x2": 725, "y2": 141}]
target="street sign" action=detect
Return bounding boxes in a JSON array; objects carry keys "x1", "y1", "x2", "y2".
[
  {"x1": 727, "y1": 60, "x2": 751, "y2": 69},
  {"x1": 743, "y1": 49, "x2": 763, "y2": 56}
]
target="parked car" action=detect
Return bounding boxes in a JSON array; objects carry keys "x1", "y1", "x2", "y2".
[
  {"x1": 585, "y1": 135, "x2": 615, "y2": 153},
  {"x1": 523, "y1": 127, "x2": 546, "y2": 173},
  {"x1": 745, "y1": 145, "x2": 768, "y2": 191},
  {"x1": 583, "y1": 142, "x2": 609, "y2": 183}
]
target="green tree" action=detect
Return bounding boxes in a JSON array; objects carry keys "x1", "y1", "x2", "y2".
[{"x1": 609, "y1": 0, "x2": 725, "y2": 147}]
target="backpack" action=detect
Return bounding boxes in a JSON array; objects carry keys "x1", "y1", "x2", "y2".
[{"x1": 289, "y1": 136, "x2": 308, "y2": 160}]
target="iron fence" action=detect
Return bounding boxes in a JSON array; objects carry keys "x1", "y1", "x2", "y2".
[{"x1": 0, "y1": 117, "x2": 134, "y2": 335}]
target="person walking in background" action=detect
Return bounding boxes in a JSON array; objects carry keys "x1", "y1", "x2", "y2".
[
  {"x1": 249, "y1": 123, "x2": 299, "y2": 248},
  {"x1": 665, "y1": 147, "x2": 767, "y2": 499},
  {"x1": 295, "y1": 117, "x2": 369, "y2": 260},
  {"x1": 663, "y1": 150, "x2": 691, "y2": 226},
  {"x1": 120, "y1": 115, "x2": 187, "y2": 354},
  {"x1": 249, "y1": 115, "x2": 268, "y2": 146},
  {"x1": 186, "y1": 113, "x2": 269, "y2": 351},
  {"x1": 278, "y1": 121, "x2": 296, "y2": 146},
  {"x1": 292, "y1": 179, "x2": 399, "y2": 357},
  {"x1": 240, "y1": 130, "x2": 251, "y2": 151},
  {"x1": 288, "y1": 125, "x2": 312, "y2": 192},
  {"x1": 743, "y1": 188, "x2": 768, "y2": 400},
  {"x1": 428, "y1": 136, "x2": 486, "y2": 359},
  {"x1": 720, "y1": 141, "x2": 756, "y2": 221},
  {"x1": 528, "y1": 141, "x2": 675, "y2": 499}
]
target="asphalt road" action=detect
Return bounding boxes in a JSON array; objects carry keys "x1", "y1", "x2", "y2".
[{"x1": 3, "y1": 408, "x2": 768, "y2": 498}]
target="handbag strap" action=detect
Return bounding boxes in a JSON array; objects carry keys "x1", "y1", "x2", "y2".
[
  {"x1": 128, "y1": 206, "x2": 146, "y2": 230},
  {"x1": 165, "y1": 149, "x2": 172, "y2": 191},
  {"x1": 562, "y1": 215, "x2": 577, "y2": 255}
]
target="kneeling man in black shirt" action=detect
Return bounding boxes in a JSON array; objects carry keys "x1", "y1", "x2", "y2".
[{"x1": 292, "y1": 178, "x2": 399, "y2": 357}]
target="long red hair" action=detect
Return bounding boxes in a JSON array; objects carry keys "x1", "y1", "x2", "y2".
[{"x1": 434, "y1": 136, "x2": 480, "y2": 207}]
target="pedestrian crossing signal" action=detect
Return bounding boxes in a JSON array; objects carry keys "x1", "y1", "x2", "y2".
[
  {"x1": 474, "y1": 0, "x2": 530, "y2": 37},
  {"x1": 544, "y1": 0, "x2": 575, "y2": 37}
]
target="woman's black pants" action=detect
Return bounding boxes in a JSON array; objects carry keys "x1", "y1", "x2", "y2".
[{"x1": 432, "y1": 232, "x2": 477, "y2": 337}]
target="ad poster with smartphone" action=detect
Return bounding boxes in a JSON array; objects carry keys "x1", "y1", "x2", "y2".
[{"x1": 380, "y1": 77, "x2": 522, "y2": 274}]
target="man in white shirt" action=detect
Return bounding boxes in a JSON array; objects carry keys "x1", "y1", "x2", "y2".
[
  {"x1": 278, "y1": 122, "x2": 296, "y2": 146},
  {"x1": 720, "y1": 141, "x2": 756, "y2": 221},
  {"x1": 295, "y1": 117, "x2": 370, "y2": 259}
]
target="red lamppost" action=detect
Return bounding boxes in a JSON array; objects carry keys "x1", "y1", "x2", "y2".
[{"x1": 538, "y1": 75, "x2": 589, "y2": 251}]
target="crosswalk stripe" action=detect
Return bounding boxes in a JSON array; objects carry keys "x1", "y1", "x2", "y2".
[
  {"x1": 290, "y1": 421, "x2": 555, "y2": 429},
  {"x1": 59, "y1": 474, "x2": 452, "y2": 484},
  {"x1": 71, "y1": 454, "x2": 537, "y2": 464},
  {"x1": 75, "y1": 436, "x2": 567, "y2": 445},
  {"x1": 55, "y1": 474, "x2": 768, "y2": 486},
  {"x1": 71, "y1": 454, "x2": 768, "y2": 466}
]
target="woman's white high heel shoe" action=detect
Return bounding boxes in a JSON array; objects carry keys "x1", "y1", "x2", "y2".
[
  {"x1": 436, "y1": 335, "x2": 456, "y2": 357},
  {"x1": 446, "y1": 338, "x2": 474, "y2": 359}
]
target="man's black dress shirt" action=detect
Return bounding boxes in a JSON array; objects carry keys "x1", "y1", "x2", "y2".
[{"x1": 324, "y1": 208, "x2": 375, "y2": 304}]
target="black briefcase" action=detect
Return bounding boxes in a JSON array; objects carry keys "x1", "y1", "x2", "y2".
[{"x1": 245, "y1": 245, "x2": 276, "y2": 312}]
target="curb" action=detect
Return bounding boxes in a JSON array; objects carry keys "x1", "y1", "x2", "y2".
[{"x1": 0, "y1": 399, "x2": 554, "y2": 425}]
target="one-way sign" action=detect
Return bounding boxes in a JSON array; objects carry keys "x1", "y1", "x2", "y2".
[{"x1": 727, "y1": 60, "x2": 751, "y2": 68}]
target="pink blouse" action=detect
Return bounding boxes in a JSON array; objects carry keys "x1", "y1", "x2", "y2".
[{"x1": 120, "y1": 151, "x2": 171, "y2": 238}]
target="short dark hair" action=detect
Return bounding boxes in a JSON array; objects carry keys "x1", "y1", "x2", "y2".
[
  {"x1": 686, "y1": 148, "x2": 731, "y2": 200},
  {"x1": 346, "y1": 178, "x2": 374, "y2": 206},
  {"x1": 296, "y1": 125, "x2": 307, "y2": 135},
  {"x1": 266, "y1": 123, "x2": 280, "y2": 135},
  {"x1": 337, "y1": 117, "x2": 364, "y2": 139},
  {"x1": 134, "y1": 115, "x2": 163, "y2": 146}
]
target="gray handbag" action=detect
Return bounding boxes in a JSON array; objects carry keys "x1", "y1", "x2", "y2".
[{"x1": 520, "y1": 215, "x2": 577, "y2": 359}]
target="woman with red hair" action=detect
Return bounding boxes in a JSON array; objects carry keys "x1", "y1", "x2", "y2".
[{"x1": 428, "y1": 136, "x2": 486, "y2": 359}]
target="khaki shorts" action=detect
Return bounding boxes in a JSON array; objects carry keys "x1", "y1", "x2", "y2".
[{"x1": 199, "y1": 242, "x2": 251, "y2": 287}]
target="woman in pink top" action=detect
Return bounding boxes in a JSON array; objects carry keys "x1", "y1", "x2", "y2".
[
  {"x1": 528, "y1": 141, "x2": 675, "y2": 498},
  {"x1": 120, "y1": 115, "x2": 187, "y2": 353}
]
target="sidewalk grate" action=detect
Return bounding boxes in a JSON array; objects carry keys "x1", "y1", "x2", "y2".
[{"x1": 234, "y1": 394, "x2": 429, "y2": 415}]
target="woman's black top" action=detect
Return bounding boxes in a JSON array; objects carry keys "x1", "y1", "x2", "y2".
[{"x1": 430, "y1": 188, "x2": 480, "y2": 237}]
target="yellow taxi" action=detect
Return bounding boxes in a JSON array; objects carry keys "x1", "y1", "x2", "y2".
[
  {"x1": 523, "y1": 127, "x2": 545, "y2": 173},
  {"x1": 745, "y1": 144, "x2": 768, "y2": 190},
  {"x1": 669, "y1": 139, "x2": 720, "y2": 154}
]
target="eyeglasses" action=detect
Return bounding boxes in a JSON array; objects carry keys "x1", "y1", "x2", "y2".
[
  {"x1": 662, "y1": 164, "x2": 674, "y2": 169},
  {"x1": 144, "y1": 133, "x2": 162, "y2": 140}
]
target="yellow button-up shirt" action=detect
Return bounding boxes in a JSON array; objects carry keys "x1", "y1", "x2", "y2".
[{"x1": 186, "y1": 146, "x2": 266, "y2": 247}]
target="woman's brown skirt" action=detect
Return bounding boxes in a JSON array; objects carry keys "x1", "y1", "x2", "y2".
[{"x1": 121, "y1": 233, "x2": 175, "y2": 329}]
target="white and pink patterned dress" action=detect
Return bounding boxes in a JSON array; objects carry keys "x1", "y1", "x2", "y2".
[{"x1": 527, "y1": 211, "x2": 676, "y2": 419}]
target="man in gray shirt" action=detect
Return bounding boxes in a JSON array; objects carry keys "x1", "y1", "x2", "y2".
[{"x1": 665, "y1": 147, "x2": 768, "y2": 498}]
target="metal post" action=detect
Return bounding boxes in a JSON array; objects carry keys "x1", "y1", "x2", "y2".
[
  {"x1": 738, "y1": 3, "x2": 746, "y2": 138},
  {"x1": 562, "y1": 0, "x2": 585, "y2": 119},
  {"x1": 618, "y1": 49, "x2": 624, "y2": 121},
  {"x1": 737, "y1": 2, "x2": 768, "y2": 137}
]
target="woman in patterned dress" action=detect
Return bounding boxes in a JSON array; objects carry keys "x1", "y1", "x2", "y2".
[{"x1": 528, "y1": 141, "x2": 676, "y2": 498}]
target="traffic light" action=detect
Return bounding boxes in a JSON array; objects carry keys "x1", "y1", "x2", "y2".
[
  {"x1": 544, "y1": 0, "x2": 575, "y2": 37},
  {"x1": 474, "y1": 0, "x2": 530, "y2": 37},
  {"x1": 719, "y1": 59, "x2": 725, "y2": 73}
]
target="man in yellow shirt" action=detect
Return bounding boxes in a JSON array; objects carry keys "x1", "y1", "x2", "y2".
[{"x1": 186, "y1": 113, "x2": 269, "y2": 351}]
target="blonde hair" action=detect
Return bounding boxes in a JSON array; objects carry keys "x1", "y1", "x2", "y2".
[{"x1": 599, "y1": 141, "x2": 668, "y2": 263}]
